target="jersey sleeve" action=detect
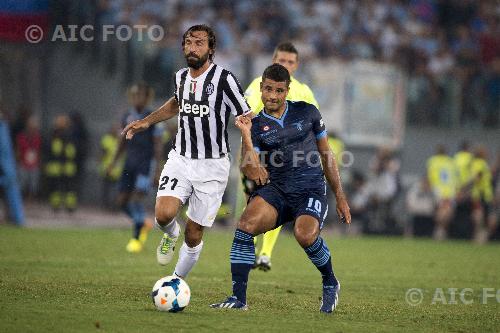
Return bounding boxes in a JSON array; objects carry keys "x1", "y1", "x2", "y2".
[
  {"x1": 301, "y1": 83, "x2": 320, "y2": 109},
  {"x1": 311, "y1": 106, "x2": 327, "y2": 139},
  {"x1": 173, "y1": 72, "x2": 179, "y2": 102},
  {"x1": 244, "y1": 77, "x2": 265, "y2": 114},
  {"x1": 250, "y1": 119, "x2": 262, "y2": 153},
  {"x1": 223, "y1": 72, "x2": 251, "y2": 117}
]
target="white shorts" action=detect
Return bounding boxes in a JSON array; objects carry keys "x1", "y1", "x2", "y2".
[{"x1": 156, "y1": 149, "x2": 230, "y2": 227}]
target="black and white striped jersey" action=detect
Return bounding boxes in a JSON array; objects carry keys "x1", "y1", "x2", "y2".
[{"x1": 173, "y1": 63, "x2": 251, "y2": 159}]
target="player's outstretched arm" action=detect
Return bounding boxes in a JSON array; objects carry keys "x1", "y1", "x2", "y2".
[
  {"x1": 122, "y1": 97, "x2": 179, "y2": 140},
  {"x1": 317, "y1": 136, "x2": 351, "y2": 224},
  {"x1": 236, "y1": 116, "x2": 268, "y2": 185}
]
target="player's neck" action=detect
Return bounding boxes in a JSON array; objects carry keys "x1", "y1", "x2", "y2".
[{"x1": 189, "y1": 61, "x2": 211, "y2": 79}]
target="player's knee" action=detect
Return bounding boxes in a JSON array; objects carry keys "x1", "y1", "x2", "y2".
[
  {"x1": 237, "y1": 216, "x2": 259, "y2": 236},
  {"x1": 155, "y1": 205, "x2": 177, "y2": 226},
  {"x1": 294, "y1": 225, "x2": 318, "y2": 248}
]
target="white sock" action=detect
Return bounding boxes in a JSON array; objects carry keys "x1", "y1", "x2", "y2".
[
  {"x1": 173, "y1": 241, "x2": 203, "y2": 278},
  {"x1": 155, "y1": 218, "x2": 180, "y2": 238}
]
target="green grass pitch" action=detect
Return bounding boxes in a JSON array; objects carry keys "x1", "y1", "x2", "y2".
[{"x1": 0, "y1": 225, "x2": 499, "y2": 332}]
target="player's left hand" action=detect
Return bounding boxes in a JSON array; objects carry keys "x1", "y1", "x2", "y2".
[
  {"x1": 122, "y1": 119, "x2": 150, "y2": 140},
  {"x1": 336, "y1": 194, "x2": 351, "y2": 224}
]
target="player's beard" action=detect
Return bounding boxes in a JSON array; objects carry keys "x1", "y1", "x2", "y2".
[{"x1": 185, "y1": 51, "x2": 210, "y2": 70}]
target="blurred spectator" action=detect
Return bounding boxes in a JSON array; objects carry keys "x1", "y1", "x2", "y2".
[
  {"x1": 407, "y1": 61, "x2": 437, "y2": 125},
  {"x1": 470, "y1": 146, "x2": 496, "y2": 243},
  {"x1": 10, "y1": 105, "x2": 31, "y2": 147},
  {"x1": 484, "y1": 58, "x2": 500, "y2": 128},
  {"x1": 406, "y1": 176, "x2": 436, "y2": 237},
  {"x1": 99, "y1": 123, "x2": 124, "y2": 209},
  {"x1": 15, "y1": 115, "x2": 41, "y2": 200},
  {"x1": 426, "y1": 145, "x2": 456, "y2": 240},
  {"x1": 491, "y1": 151, "x2": 500, "y2": 240},
  {"x1": 366, "y1": 147, "x2": 400, "y2": 233},
  {"x1": 0, "y1": 103, "x2": 24, "y2": 225},
  {"x1": 70, "y1": 112, "x2": 89, "y2": 196},
  {"x1": 44, "y1": 114, "x2": 78, "y2": 212},
  {"x1": 348, "y1": 170, "x2": 370, "y2": 233},
  {"x1": 451, "y1": 140, "x2": 475, "y2": 239},
  {"x1": 454, "y1": 140, "x2": 473, "y2": 199}
]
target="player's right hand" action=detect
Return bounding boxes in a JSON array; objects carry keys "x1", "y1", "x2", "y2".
[
  {"x1": 235, "y1": 115, "x2": 252, "y2": 133},
  {"x1": 253, "y1": 166, "x2": 269, "y2": 186},
  {"x1": 121, "y1": 119, "x2": 150, "y2": 140}
]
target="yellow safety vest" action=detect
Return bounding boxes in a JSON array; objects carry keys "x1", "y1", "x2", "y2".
[
  {"x1": 328, "y1": 137, "x2": 344, "y2": 164},
  {"x1": 100, "y1": 134, "x2": 124, "y2": 180},
  {"x1": 471, "y1": 158, "x2": 493, "y2": 203},
  {"x1": 45, "y1": 137, "x2": 77, "y2": 177},
  {"x1": 427, "y1": 154, "x2": 457, "y2": 199},
  {"x1": 454, "y1": 151, "x2": 473, "y2": 188}
]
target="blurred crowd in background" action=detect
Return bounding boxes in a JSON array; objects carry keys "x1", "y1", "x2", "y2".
[
  {"x1": 345, "y1": 143, "x2": 500, "y2": 243},
  {"x1": 1, "y1": 0, "x2": 499, "y2": 242},
  {"x1": 59, "y1": 0, "x2": 500, "y2": 128}
]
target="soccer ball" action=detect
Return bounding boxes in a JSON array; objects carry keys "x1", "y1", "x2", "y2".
[{"x1": 151, "y1": 276, "x2": 191, "y2": 312}]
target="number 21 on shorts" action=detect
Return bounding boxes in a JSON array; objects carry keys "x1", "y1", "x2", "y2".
[{"x1": 159, "y1": 176, "x2": 178, "y2": 190}]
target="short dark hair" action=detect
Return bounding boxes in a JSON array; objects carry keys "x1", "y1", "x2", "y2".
[
  {"x1": 273, "y1": 42, "x2": 298, "y2": 58},
  {"x1": 182, "y1": 24, "x2": 216, "y2": 61},
  {"x1": 262, "y1": 63, "x2": 290, "y2": 86}
]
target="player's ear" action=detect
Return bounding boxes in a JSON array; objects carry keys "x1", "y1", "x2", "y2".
[{"x1": 260, "y1": 82, "x2": 263, "y2": 92}]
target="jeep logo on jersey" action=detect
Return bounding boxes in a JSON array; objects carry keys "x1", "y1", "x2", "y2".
[{"x1": 179, "y1": 99, "x2": 210, "y2": 117}]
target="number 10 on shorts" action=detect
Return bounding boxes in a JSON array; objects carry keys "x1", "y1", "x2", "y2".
[{"x1": 308, "y1": 197, "x2": 322, "y2": 213}]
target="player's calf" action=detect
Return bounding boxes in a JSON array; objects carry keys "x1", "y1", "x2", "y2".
[{"x1": 171, "y1": 219, "x2": 205, "y2": 278}]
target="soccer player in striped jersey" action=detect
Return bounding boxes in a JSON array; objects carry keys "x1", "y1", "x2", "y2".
[
  {"x1": 122, "y1": 25, "x2": 251, "y2": 278},
  {"x1": 243, "y1": 42, "x2": 319, "y2": 271},
  {"x1": 211, "y1": 64, "x2": 351, "y2": 313}
]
